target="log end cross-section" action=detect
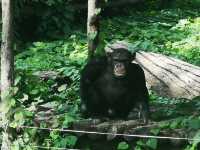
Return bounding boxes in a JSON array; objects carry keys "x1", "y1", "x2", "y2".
[{"x1": 136, "y1": 51, "x2": 200, "y2": 99}]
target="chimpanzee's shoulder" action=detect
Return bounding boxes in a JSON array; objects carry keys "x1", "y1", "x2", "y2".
[
  {"x1": 87, "y1": 56, "x2": 107, "y2": 66},
  {"x1": 130, "y1": 62, "x2": 144, "y2": 73},
  {"x1": 81, "y1": 56, "x2": 107, "y2": 77},
  {"x1": 88, "y1": 56, "x2": 107, "y2": 63}
]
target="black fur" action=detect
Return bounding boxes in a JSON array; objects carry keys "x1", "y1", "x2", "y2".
[{"x1": 80, "y1": 49, "x2": 149, "y2": 123}]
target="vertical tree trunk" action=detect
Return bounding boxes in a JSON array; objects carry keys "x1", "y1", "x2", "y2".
[
  {"x1": 1, "y1": 0, "x2": 14, "y2": 149},
  {"x1": 87, "y1": 0, "x2": 100, "y2": 59}
]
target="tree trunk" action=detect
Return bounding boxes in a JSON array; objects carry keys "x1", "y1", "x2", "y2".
[
  {"x1": 1, "y1": 0, "x2": 14, "y2": 149},
  {"x1": 135, "y1": 51, "x2": 200, "y2": 99},
  {"x1": 87, "y1": 0, "x2": 100, "y2": 59}
]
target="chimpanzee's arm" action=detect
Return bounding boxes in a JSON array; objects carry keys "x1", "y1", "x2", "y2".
[
  {"x1": 80, "y1": 56, "x2": 107, "y2": 115},
  {"x1": 80, "y1": 56, "x2": 107, "y2": 86},
  {"x1": 130, "y1": 63, "x2": 148, "y2": 93},
  {"x1": 130, "y1": 63, "x2": 150, "y2": 123}
]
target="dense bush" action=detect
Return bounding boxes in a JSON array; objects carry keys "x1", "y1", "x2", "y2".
[
  {"x1": 14, "y1": 0, "x2": 84, "y2": 40},
  {"x1": 1, "y1": 0, "x2": 200, "y2": 149}
]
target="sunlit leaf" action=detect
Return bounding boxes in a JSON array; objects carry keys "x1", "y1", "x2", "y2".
[{"x1": 117, "y1": 141, "x2": 129, "y2": 150}]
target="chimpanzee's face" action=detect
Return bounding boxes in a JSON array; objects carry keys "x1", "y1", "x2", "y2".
[{"x1": 107, "y1": 49, "x2": 135, "y2": 78}]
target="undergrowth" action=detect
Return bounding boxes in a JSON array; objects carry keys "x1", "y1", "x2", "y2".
[{"x1": 1, "y1": 0, "x2": 200, "y2": 149}]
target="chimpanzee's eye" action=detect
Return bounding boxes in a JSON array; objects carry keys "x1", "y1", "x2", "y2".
[{"x1": 113, "y1": 58, "x2": 120, "y2": 62}]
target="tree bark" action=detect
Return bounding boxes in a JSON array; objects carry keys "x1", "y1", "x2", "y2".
[
  {"x1": 87, "y1": 0, "x2": 100, "y2": 59},
  {"x1": 135, "y1": 51, "x2": 200, "y2": 99},
  {"x1": 1, "y1": 0, "x2": 14, "y2": 149},
  {"x1": 72, "y1": 118, "x2": 187, "y2": 145}
]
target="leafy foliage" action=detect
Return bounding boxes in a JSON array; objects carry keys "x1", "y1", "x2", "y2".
[
  {"x1": 2, "y1": 0, "x2": 200, "y2": 149},
  {"x1": 117, "y1": 141, "x2": 129, "y2": 150},
  {"x1": 101, "y1": 2, "x2": 200, "y2": 65},
  {"x1": 14, "y1": 0, "x2": 79, "y2": 40},
  {"x1": 4, "y1": 33, "x2": 88, "y2": 149}
]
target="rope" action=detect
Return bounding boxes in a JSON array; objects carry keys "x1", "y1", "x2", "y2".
[
  {"x1": 2, "y1": 144, "x2": 80, "y2": 150},
  {"x1": 20, "y1": 125, "x2": 200, "y2": 141},
  {"x1": 26, "y1": 145, "x2": 79, "y2": 150}
]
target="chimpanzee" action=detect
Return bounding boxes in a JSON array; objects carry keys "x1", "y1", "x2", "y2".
[{"x1": 80, "y1": 42, "x2": 150, "y2": 124}]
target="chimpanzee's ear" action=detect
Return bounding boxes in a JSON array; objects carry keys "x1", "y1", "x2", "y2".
[
  {"x1": 105, "y1": 47, "x2": 113, "y2": 54},
  {"x1": 106, "y1": 52, "x2": 113, "y2": 62},
  {"x1": 105, "y1": 47, "x2": 114, "y2": 57}
]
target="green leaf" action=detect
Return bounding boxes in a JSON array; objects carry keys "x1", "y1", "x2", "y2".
[
  {"x1": 10, "y1": 98, "x2": 16, "y2": 107},
  {"x1": 188, "y1": 119, "x2": 200, "y2": 129},
  {"x1": 95, "y1": 8, "x2": 101, "y2": 15},
  {"x1": 13, "y1": 87, "x2": 19, "y2": 95},
  {"x1": 58, "y1": 84, "x2": 67, "y2": 92},
  {"x1": 146, "y1": 138, "x2": 158, "y2": 150},
  {"x1": 63, "y1": 115, "x2": 75, "y2": 128},
  {"x1": 11, "y1": 141, "x2": 20, "y2": 150},
  {"x1": 117, "y1": 141, "x2": 129, "y2": 150},
  {"x1": 10, "y1": 111, "x2": 25, "y2": 127},
  {"x1": 14, "y1": 76, "x2": 22, "y2": 86},
  {"x1": 159, "y1": 121, "x2": 169, "y2": 128},
  {"x1": 190, "y1": 130, "x2": 200, "y2": 150},
  {"x1": 30, "y1": 89, "x2": 39, "y2": 95},
  {"x1": 135, "y1": 145, "x2": 142, "y2": 150},
  {"x1": 20, "y1": 94, "x2": 29, "y2": 102},
  {"x1": 14, "y1": 112, "x2": 24, "y2": 121},
  {"x1": 66, "y1": 135, "x2": 77, "y2": 147},
  {"x1": 150, "y1": 128, "x2": 160, "y2": 135},
  {"x1": 10, "y1": 122, "x2": 18, "y2": 128},
  {"x1": 50, "y1": 131, "x2": 60, "y2": 140},
  {"x1": 170, "y1": 120, "x2": 180, "y2": 129}
]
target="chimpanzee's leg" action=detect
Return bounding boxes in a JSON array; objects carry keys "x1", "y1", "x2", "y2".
[
  {"x1": 81, "y1": 87, "x2": 108, "y2": 118},
  {"x1": 138, "y1": 100, "x2": 149, "y2": 124}
]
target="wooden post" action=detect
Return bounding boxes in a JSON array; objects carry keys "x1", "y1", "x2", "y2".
[
  {"x1": 87, "y1": 0, "x2": 100, "y2": 59},
  {"x1": 1, "y1": 0, "x2": 14, "y2": 149}
]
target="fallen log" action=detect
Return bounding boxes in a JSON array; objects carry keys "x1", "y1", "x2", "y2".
[
  {"x1": 72, "y1": 118, "x2": 188, "y2": 149},
  {"x1": 106, "y1": 41, "x2": 200, "y2": 99},
  {"x1": 135, "y1": 51, "x2": 200, "y2": 99}
]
